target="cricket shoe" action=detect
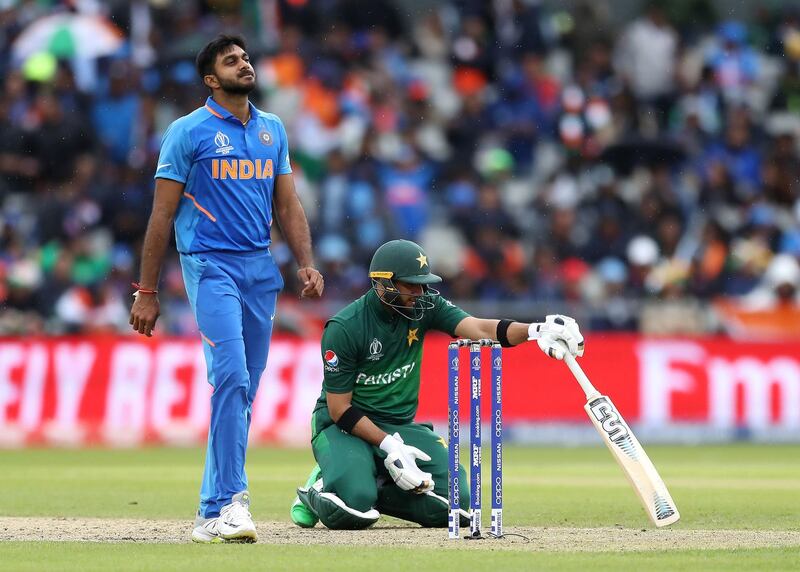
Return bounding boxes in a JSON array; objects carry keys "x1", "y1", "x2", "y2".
[
  {"x1": 217, "y1": 491, "x2": 258, "y2": 542},
  {"x1": 291, "y1": 464, "x2": 322, "y2": 528},
  {"x1": 191, "y1": 513, "x2": 224, "y2": 543}
]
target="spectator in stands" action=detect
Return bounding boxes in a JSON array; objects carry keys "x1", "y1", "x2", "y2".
[{"x1": 0, "y1": 0, "x2": 798, "y2": 337}]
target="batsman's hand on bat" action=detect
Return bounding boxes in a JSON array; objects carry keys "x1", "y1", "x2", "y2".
[
  {"x1": 379, "y1": 433, "x2": 434, "y2": 494},
  {"x1": 528, "y1": 314, "x2": 584, "y2": 360}
]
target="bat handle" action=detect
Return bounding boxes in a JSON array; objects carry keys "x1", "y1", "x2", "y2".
[{"x1": 563, "y1": 352, "x2": 601, "y2": 401}]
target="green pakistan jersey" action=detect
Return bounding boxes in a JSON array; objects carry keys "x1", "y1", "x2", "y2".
[{"x1": 314, "y1": 290, "x2": 470, "y2": 424}]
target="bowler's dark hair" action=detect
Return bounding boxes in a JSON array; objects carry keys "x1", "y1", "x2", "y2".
[{"x1": 196, "y1": 34, "x2": 247, "y2": 79}]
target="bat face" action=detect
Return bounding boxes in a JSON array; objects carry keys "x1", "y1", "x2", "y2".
[{"x1": 586, "y1": 396, "x2": 680, "y2": 527}]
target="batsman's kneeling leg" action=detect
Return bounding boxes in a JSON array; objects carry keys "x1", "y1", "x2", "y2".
[{"x1": 297, "y1": 486, "x2": 380, "y2": 530}]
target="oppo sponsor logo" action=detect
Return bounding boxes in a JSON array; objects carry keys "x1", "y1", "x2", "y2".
[
  {"x1": 494, "y1": 475, "x2": 502, "y2": 505},
  {"x1": 494, "y1": 409, "x2": 502, "y2": 437},
  {"x1": 451, "y1": 409, "x2": 460, "y2": 439},
  {"x1": 452, "y1": 475, "x2": 460, "y2": 500}
]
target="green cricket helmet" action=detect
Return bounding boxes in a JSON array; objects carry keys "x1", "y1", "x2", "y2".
[{"x1": 368, "y1": 239, "x2": 441, "y2": 320}]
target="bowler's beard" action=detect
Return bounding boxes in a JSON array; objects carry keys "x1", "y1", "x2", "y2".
[{"x1": 219, "y1": 76, "x2": 255, "y2": 95}]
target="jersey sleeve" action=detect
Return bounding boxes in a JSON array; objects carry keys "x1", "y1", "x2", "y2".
[
  {"x1": 276, "y1": 117, "x2": 293, "y2": 176},
  {"x1": 320, "y1": 320, "x2": 359, "y2": 394},
  {"x1": 428, "y1": 295, "x2": 471, "y2": 336},
  {"x1": 154, "y1": 119, "x2": 194, "y2": 183}
]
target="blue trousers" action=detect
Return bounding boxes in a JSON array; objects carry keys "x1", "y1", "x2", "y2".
[{"x1": 180, "y1": 250, "x2": 282, "y2": 517}]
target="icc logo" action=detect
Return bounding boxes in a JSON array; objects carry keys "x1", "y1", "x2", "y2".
[
  {"x1": 450, "y1": 357, "x2": 459, "y2": 371},
  {"x1": 214, "y1": 131, "x2": 230, "y2": 148},
  {"x1": 214, "y1": 131, "x2": 234, "y2": 155},
  {"x1": 368, "y1": 338, "x2": 384, "y2": 361},
  {"x1": 493, "y1": 356, "x2": 502, "y2": 368},
  {"x1": 472, "y1": 356, "x2": 481, "y2": 369}
]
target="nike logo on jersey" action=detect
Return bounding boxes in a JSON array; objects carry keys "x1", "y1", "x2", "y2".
[{"x1": 157, "y1": 163, "x2": 172, "y2": 170}]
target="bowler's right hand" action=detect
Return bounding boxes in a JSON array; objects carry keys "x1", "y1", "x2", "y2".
[
  {"x1": 297, "y1": 266, "x2": 324, "y2": 299},
  {"x1": 129, "y1": 292, "x2": 160, "y2": 337}
]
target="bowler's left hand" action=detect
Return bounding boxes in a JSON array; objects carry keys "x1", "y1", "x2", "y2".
[{"x1": 297, "y1": 267, "x2": 324, "y2": 298}]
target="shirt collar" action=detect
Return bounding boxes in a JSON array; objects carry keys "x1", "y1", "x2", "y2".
[{"x1": 205, "y1": 96, "x2": 258, "y2": 125}]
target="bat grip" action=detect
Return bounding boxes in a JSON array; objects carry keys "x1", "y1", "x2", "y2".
[{"x1": 563, "y1": 352, "x2": 601, "y2": 401}]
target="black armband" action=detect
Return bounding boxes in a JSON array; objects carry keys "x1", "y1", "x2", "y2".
[
  {"x1": 496, "y1": 319, "x2": 515, "y2": 348},
  {"x1": 336, "y1": 405, "x2": 366, "y2": 434}
]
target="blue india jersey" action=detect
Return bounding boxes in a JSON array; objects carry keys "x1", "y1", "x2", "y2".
[{"x1": 154, "y1": 96, "x2": 292, "y2": 254}]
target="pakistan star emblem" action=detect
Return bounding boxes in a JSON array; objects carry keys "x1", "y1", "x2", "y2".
[
  {"x1": 407, "y1": 328, "x2": 419, "y2": 346},
  {"x1": 416, "y1": 253, "x2": 428, "y2": 268}
]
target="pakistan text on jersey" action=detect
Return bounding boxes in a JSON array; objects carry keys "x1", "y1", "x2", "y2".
[
  {"x1": 355, "y1": 362, "x2": 416, "y2": 385},
  {"x1": 211, "y1": 159, "x2": 274, "y2": 180}
]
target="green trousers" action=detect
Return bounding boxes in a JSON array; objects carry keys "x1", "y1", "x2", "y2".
[{"x1": 311, "y1": 409, "x2": 470, "y2": 527}]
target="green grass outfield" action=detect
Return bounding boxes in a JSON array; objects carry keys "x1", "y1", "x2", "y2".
[{"x1": 1, "y1": 445, "x2": 798, "y2": 571}]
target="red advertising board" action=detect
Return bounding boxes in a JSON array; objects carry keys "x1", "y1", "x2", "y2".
[{"x1": 0, "y1": 334, "x2": 798, "y2": 446}]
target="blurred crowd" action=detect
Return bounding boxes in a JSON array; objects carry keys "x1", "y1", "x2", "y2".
[{"x1": 1, "y1": 0, "x2": 800, "y2": 337}]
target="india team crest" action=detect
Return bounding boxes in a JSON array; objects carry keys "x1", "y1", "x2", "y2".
[{"x1": 259, "y1": 130, "x2": 273, "y2": 145}]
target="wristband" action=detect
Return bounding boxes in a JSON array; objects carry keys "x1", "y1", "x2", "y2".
[
  {"x1": 132, "y1": 282, "x2": 158, "y2": 295},
  {"x1": 496, "y1": 319, "x2": 515, "y2": 347},
  {"x1": 336, "y1": 405, "x2": 366, "y2": 434}
]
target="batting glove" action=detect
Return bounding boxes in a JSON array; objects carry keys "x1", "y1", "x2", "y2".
[
  {"x1": 379, "y1": 433, "x2": 434, "y2": 494},
  {"x1": 528, "y1": 314, "x2": 585, "y2": 360}
]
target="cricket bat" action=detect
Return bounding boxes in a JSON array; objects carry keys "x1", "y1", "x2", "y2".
[{"x1": 563, "y1": 352, "x2": 680, "y2": 527}]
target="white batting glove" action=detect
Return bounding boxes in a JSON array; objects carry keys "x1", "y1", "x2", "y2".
[
  {"x1": 528, "y1": 315, "x2": 585, "y2": 360},
  {"x1": 379, "y1": 433, "x2": 434, "y2": 494}
]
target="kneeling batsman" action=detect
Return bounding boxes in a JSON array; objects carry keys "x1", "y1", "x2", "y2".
[{"x1": 291, "y1": 239, "x2": 584, "y2": 530}]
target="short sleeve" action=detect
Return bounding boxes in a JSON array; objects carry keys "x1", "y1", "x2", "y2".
[
  {"x1": 276, "y1": 118, "x2": 292, "y2": 176},
  {"x1": 320, "y1": 321, "x2": 358, "y2": 394},
  {"x1": 427, "y1": 296, "x2": 471, "y2": 336},
  {"x1": 154, "y1": 120, "x2": 194, "y2": 183}
]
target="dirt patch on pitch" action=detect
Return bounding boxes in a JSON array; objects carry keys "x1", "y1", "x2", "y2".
[{"x1": 1, "y1": 517, "x2": 799, "y2": 552}]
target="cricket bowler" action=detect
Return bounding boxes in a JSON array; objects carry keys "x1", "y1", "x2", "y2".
[
  {"x1": 290, "y1": 239, "x2": 583, "y2": 529},
  {"x1": 129, "y1": 34, "x2": 324, "y2": 543}
]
